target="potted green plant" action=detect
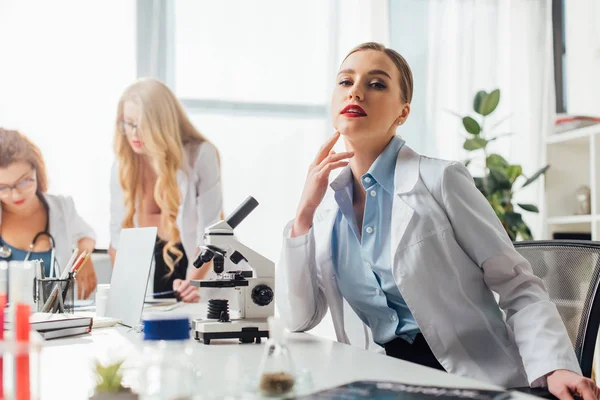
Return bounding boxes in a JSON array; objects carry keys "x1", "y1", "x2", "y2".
[
  {"x1": 458, "y1": 88, "x2": 549, "y2": 241},
  {"x1": 90, "y1": 360, "x2": 138, "y2": 399}
]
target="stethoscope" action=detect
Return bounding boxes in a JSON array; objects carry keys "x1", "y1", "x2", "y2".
[{"x1": 0, "y1": 195, "x2": 60, "y2": 278}]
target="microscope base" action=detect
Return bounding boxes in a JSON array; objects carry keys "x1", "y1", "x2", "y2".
[{"x1": 193, "y1": 319, "x2": 269, "y2": 345}]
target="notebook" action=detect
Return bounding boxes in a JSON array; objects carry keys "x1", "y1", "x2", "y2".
[
  {"x1": 4, "y1": 312, "x2": 92, "y2": 331},
  {"x1": 30, "y1": 313, "x2": 92, "y2": 331},
  {"x1": 105, "y1": 227, "x2": 157, "y2": 328},
  {"x1": 37, "y1": 325, "x2": 91, "y2": 340}
]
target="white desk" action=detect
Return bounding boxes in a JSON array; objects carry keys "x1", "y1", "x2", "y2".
[{"x1": 38, "y1": 305, "x2": 539, "y2": 399}]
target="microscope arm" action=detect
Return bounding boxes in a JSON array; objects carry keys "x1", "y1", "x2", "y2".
[{"x1": 208, "y1": 236, "x2": 274, "y2": 279}]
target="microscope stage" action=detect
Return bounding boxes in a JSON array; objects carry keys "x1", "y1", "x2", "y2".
[{"x1": 192, "y1": 318, "x2": 270, "y2": 345}]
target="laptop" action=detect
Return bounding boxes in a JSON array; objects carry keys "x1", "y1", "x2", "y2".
[{"x1": 105, "y1": 227, "x2": 157, "y2": 328}]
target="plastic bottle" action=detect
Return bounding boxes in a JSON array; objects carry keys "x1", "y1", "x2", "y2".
[{"x1": 139, "y1": 314, "x2": 197, "y2": 399}]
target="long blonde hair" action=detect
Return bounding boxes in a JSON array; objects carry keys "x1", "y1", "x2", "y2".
[{"x1": 114, "y1": 78, "x2": 209, "y2": 275}]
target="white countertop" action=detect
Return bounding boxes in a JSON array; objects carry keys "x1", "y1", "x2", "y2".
[{"x1": 35, "y1": 304, "x2": 538, "y2": 399}]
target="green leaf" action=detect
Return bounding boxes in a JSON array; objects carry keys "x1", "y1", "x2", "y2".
[
  {"x1": 473, "y1": 90, "x2": 488, "y2": 115},
  {"x1": 518, "y1": 224, "x2": 533, "y2": 240},
  {"x1": 473, "y1": 177, "x2": 486, "y2": 195},
  {"x1": 488, "y1": 167, "x2": 512, "y2": 191},
  {"x1": 481, "y1": 89, "x2": 501, "y2": 116},
  {"x1": 518, "y1": 203, "x2": 539, "y2": 213},
  {"x1": 486, "y1": 154, "x2": 509, "y2": 169},
  {"x1": 463, "y1": 137, "x2": 488, "y2": 151},
  {"x1": 504, "y1": 211, "x2": 524, "y2": 229},
  {"x1": 463, "y1": 117, "x2": 481, "y2": 135},
  {"x1": 506, "y1": 165, "x2": 522, "y2": 183},
  {"x1": 521, "y1": 165, "x2": 550, "y2": 188},
  {"x1": 489, "y1": 199, "x2": 506, "y2": 220}
]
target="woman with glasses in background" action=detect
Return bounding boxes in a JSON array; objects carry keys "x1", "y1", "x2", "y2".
[
  {"x1": 109, "y1": 78, "x2": 223, "y2": 303},
  {"x1": 0, "y1": 129, "x2": 97, "y2": 298}
]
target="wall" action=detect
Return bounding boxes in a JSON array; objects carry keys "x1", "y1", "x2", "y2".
[{"x1": 565, "y1": 0, "x2": 600, "y2": 116}]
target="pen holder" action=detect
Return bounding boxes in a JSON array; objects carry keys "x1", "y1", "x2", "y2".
[{"x1": 35, "y1": 273, "x2": 75, "y2": 314}]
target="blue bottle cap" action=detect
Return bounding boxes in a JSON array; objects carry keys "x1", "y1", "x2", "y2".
[{"x1": 143, "y1": 314, "x2": 190, "y2": 341}]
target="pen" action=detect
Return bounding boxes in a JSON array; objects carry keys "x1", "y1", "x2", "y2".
[
  {"x1": 150, "y1": 290, "x2": 177, "y2": 297},
  {"x1": 73, "y1": 253, "x2": 91, "y2": 276},
  {"x1": 63, "y1": 249, "x2": 79, "y2": 276}
]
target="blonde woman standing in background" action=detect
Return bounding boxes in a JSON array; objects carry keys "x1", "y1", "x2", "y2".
[{"x1": 109, "y1": 78, "x2": 223, "y2": 303}]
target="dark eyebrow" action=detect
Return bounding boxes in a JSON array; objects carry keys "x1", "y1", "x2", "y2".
[
  {"x1": 337, "y1": 68, "x2": 392, "y2": 79},
  {"x1": 368, "y1": 69, "x2": 392, "y2": 79}
]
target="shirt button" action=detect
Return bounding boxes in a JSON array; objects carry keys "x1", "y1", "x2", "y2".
[
  {"x1": 365, "y1": 227, "x2": 373, "y2": 234},
  {"x1": 367, "y1": 262, "x2": 373, "y2": 269},
  {"x1": 391, "y1": 314, "x2": 397, "y2": 322},
  {"x1": 363, "y1": 177, "x2": 371, "y2": 183},
  {"x1": 370, "y1": 190, "x2": 376, "y2": 197},
  {"x1": 375, "y1": 288, "x2": 381, "y2": 296}
]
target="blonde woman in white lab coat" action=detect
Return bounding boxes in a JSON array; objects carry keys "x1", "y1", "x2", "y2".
[
  {"x1": 276, "y1": 42, "x2": 599, "y2": 399},
  {"x1": 109, "y1": 78, "x2": 223, "y2": 303}
]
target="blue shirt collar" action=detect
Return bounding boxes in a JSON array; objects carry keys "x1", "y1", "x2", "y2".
[
  {"x1": 329, "y1": 136, "x2": 405, "y2": 194},
  {"x1": 330, "y1": 165, "x2": 353, "y2": 192},
  {"x1": 365, "y1": 136, "x2": 405, "y2": 194}
]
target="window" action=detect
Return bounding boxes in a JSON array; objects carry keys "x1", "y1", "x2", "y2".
[
  {"x1": 0, "y1": 0, "x2": 137, "y2": 248},
  {"x1": 188, "y1": 114, "x2": 327, "y2": 261},
  {"x1": 174, "y1": 0, "x2": 331, "y2": 105}
]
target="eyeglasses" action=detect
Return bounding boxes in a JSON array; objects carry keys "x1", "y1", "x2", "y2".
[
  {"x1": 120, "y1": 120, "x2": 139, "y2": 136},
  {"x1": 0, "y1": 171, "x2": 37, "y2": 199}
]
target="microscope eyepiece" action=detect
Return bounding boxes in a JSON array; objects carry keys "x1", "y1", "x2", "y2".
[
  {"x1": 225, "y1": 196, "x2": 258, "y2": 229},
  {"x1": 193, "y1": 247, "x2": 215, "y2": 269}
]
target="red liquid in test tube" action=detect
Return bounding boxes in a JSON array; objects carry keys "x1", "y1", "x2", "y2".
[{"x1": 15, "y1": 304, "x2": 30, "y2": 400}]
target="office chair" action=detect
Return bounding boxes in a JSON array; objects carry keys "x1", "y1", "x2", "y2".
[{"x1": 513, "y1": 240, "x2": 600, "y2": 379}]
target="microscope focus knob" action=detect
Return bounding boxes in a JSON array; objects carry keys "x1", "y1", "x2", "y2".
[{"x1": 251, "y1": 284, "x2": 274, "y2": 306}]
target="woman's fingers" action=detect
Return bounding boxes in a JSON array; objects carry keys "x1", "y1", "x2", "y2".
[
  {"x1": 180, "y1": 285, "x2": 200, "y2": 302},
  {"x1": 320, "y1": 160, "x2": 350, "y2": 175},
  {"x1": 317, "y1": 151, "x2": 354, "y2": 171},
  {"x1": 173, "y1": 279, "x2": 199, "y2": 302},
  {"x1": 313, "y1": 131, "x2": 341, "y2": 165}
]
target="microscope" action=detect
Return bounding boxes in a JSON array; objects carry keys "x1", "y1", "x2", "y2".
[{"x1": 191, "y1": 196, "x2": 275, "y2": 345}]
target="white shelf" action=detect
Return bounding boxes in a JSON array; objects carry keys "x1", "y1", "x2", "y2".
[
  {"x1": 547, "y1": 215, "x2": 596, "y2": 225},
  {"x1": 543, "y1": 114, "x2": 600, "y2": 240},
  {"x1": 546, "y1": 124, "x2": 600, "y2": 144}
]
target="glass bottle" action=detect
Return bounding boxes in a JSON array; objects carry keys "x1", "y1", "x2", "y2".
[{"x1": 257, "y1": 317, "x2": 296, "y2": 397}]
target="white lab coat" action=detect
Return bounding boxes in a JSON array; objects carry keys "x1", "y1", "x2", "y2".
[
  {"x1": 0, "y1": 193, "x2": 96, "y2": 268},
  {"x1": 276, "y1": 143, "x2": 580, "y2": 388},
  {"x1": 110, "y1": 141, "x2": 223, "y2": 275}
]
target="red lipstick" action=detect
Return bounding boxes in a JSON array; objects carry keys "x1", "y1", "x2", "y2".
[{"x1": 340, "y1": 104, "x2": 367, "y2": 118}]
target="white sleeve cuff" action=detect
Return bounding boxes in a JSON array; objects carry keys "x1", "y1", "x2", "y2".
[{"x1": 283, "y1": 220, "x2": 312, "y2": 248}]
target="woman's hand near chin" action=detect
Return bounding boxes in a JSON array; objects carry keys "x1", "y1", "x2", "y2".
[{"x1": 291, "y1": 131, "x2": 354, "y2": 238}]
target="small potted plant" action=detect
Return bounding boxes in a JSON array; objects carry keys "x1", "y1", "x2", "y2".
[{"x1": 90, "y1": 360, "x2": 138, "y2": 399}]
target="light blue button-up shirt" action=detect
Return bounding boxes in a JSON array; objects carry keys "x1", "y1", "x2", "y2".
[{"x1": 330, "y1": 136, "x2": 420, "y2": 346}]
